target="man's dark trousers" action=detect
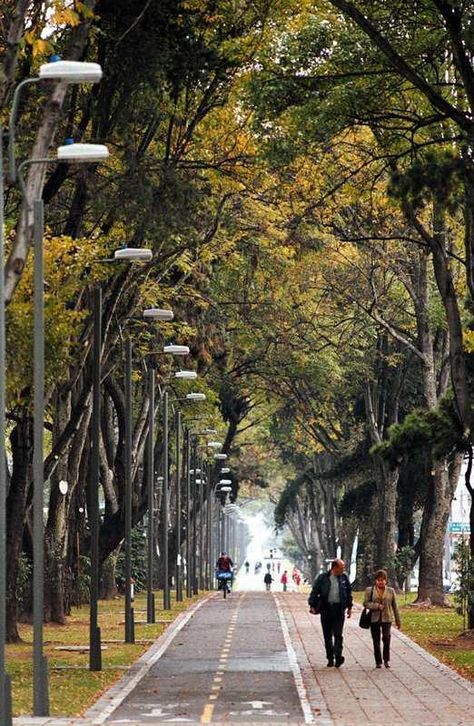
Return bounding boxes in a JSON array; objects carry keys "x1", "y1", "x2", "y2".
[{"x1": 321, "y1": 603, "x2": 345, "y2": 662}]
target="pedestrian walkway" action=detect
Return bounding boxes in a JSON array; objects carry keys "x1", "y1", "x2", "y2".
[
  {"x1": 14, "y1": 591, "x2": 474, "y2": 725},
  {"x1": 279, "y1": 592, "x2": 474, "y2": 726}
]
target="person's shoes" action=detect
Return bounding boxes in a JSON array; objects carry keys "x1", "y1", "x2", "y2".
[
  {"x1": 326, "y1": 660, "x2": 334, "y2": 667},
  {"x1": 384, "y1": 662, "x2": 390, "y2": 668},
  {"x1": 376, "y1": 663, "x2": 382, "y2": 669},
  {"x1": 335, "y1": 656, "x2": 345, "y2": 668}
]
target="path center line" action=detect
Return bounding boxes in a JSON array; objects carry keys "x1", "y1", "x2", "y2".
[{"x1": 200, "y1": 593, "x2": 245, "y2": 723}]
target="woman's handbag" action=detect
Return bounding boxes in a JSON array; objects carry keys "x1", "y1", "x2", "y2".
[{"x1": 358, "y1": 587, "x2": 374, "y2": 629}]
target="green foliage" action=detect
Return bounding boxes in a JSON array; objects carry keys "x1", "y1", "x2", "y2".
[
  {"x1": 338, "y1": 479, "x2": 377, "y2": 519},
  {"x1": 71, "y1": 556, "x2": 91, "y2": 607},
  {"x1": 14, "y1": 554, "x2": 32, "y2": 611},
  {"x1": 115, "y1": 525, "x2": 147, "y2": 591},
  {"x1": 388, "y1": 151, "x2": 465, "y2": 213},
  {"x1": 371, "y1": 401, "x2": 464, "y2": 467},
  {"x1": 452, "y1": 540, "x2": 473, "y2": 629},
  {"x1": 274, "y1": 476, "x2": 304, "y2": 530},
  {"x1": 385, "y1": 545, "x2": 417, "y2": 589}
]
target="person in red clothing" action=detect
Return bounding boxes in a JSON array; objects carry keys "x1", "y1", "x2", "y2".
[
  {"x1": 281, "y1": 570, "x2": 288, "y2": 592},
  {"x1": 216, "y1": 552, "x2": 233, "y2": 573},
  {"x1": 215, "y1": 552, "x2": 234, "y2": 592}
]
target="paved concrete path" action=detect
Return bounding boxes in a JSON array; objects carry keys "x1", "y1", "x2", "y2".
[
  {"x1": 279, "y1": 592, "x2": 474, "y2": 726},
  {"x1": 14, "y1": 591, "x2": 474, "y2": 725}
]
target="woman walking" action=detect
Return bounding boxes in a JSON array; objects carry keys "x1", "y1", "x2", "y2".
[{"x1": 363, "y1": 569, "x2": 401, "y2": 668}]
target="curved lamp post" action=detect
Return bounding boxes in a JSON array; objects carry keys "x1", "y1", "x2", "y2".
[
  {"x1": 89, "y1": 248, "x2": 152, "y2": 668},
  {"x1": 18, "y1": 143, "x2": 109, "y2": 716},
  {"x1": 170, "y1": 393, "x2": 207, "y2": 602},
  {"x1": 0, "y1": 56, "x2": 104, "y2": 720},
  {"x1": 123, "y1": 315, "x2": 177, "y2": 637},
  {"x1": 161, "y1": 366, "x2": 198, "y2": 610}
]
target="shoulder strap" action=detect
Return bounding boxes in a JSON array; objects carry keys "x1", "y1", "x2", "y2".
[{"x1": 370, "y1": 586, "x2": 374, "y2": 601}]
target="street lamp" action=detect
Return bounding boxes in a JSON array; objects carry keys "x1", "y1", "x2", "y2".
[
  {"x1": 38, "y1": 59, "x2": 103, "y2": 82},
  {"x1": 142, "y1": 308, "x2": 173, "y2": 320},
  {"x1": 1, "y1": 55, "x2": 105, "y2": 720},
  {"x1": 15, "y1": 143, "x2": 110, "y2": 715},
  {"x1": 170, "y1": 397, "x2": 206, "y2": 603},
  {"x1": 0, "y1": 114, "x2": 10, "y2": 726},
  {"x1": 7, "y1": 58, "x2": 103, "y2": 183},
  {"x1": 185, "y1": 428, "x2": 192, "y2": 598},
  {"x1": 186, "y1": 393, "x2": 206, "y2": 401},
  {"x1": 161, "y1": 359, "x2": 197, "y2": 610},
  {"x1": 124, "y1": 318, "x2": 179, "y2": 634},
  {"x1": 89, "y1": 247, "x2": 153, "y2": 667},
  {"x1": 163, "y1": 344, "x2": 189, "y2": 355},
  {"x1": 175, "y1": 370, "x2": 197, "y2": 379}
]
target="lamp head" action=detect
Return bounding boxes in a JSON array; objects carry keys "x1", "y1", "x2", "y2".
[
  {"x1": 57, "y1": 142, "x2": 109, "y2": 162},
  {"x1": 142, "y1": 307, "x2": 173, "y2": 320},
  {"x1": 186, "y1": 393, "x2": 206, "y2": 401},
  {"x1": 114, "y1": 248, "x2": 153, "y2": 262},
  {"x1": 164, "y1": 344, "x2": 189, "y2": 355},
  {"x1": 39, "y1": 60, "x2": 103, "y2": 83},
  {"x1": 175, "y1": 370, "x2": 197, "y2": 379}
]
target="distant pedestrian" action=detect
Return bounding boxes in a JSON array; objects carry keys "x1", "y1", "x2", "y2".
[
  {"x1": 244, "y1": 560, "x2": 250, "y2": 574},
  {"x1": 281, "y1": 570, "x2": 288, "y2": 592},
  {"x1": 264, "y1": 571, "x2": 273, "y2": 591},
  {"x1": 308, "y1": 559, "x2": 352, "y2": 668},
  {"x1": 364, "y1": 569, "x2": 401, "y2": 669},
  {"x1": 277, "y1": 561, "x2": 281, "y2": 574}
]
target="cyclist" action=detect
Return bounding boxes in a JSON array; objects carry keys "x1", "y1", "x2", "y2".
[{"x1": 215, "y1": 552, "x2": 234, "y2": 591}]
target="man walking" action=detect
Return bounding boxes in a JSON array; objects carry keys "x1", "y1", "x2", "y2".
[
  {"x1": 264, "y1": 571, "x2": 273, "y2": 591},
  {"x1": 308, "y1": 559, "x2": 352, "y2": 668}
]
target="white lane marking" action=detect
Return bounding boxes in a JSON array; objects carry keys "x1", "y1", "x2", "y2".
[
  {"x1": 86, "y1": 597, "x2": 210, "y2": 724},
  {"x1": 273, "y1": 594, "x2": 316, "y2": 724},
  {"x1": 242, "y1": 700, "x2": 274, "y2": 709},
  {"x1": 229, "y1": 709, "x2": 289, "y2": 717}
]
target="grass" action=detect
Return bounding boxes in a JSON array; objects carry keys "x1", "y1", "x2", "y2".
[
  {"x1": 8, "y1": 587, "x2": 473, "y2": 716},
  {"x1": 354, "y1": 590, "x2": 473, "y2": 681},
  {"x1": 6, "y1": 589, "x2": 206, "y2": 717}
]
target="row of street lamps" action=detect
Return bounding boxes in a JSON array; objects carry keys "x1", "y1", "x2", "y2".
[
  {"x1": 0, "y1": 56, "x2": 238, "y2": 723},
  {"x1": 1, "y1": 57, "x2": 108, "y2": 725}
]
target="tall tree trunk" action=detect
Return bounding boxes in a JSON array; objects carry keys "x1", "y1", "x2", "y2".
[
  {"x1": 353, "y1": 520, "x2": 376, "y2": 589},
  {"x1": 0, "y1": 0, "x2": 31, "y2": 110},
  {"x1": 101, "y1": 547, "x2": 120, "y2": 599},
  {"x1": 375, "y1": 461, "x2": 399, "y2": 573},
  {"x1": 417, "y1": 454, "x2": 462, "y2": 605},
  {"x1": 6, "y1": 416, "x2": 33, "y2": 641}
]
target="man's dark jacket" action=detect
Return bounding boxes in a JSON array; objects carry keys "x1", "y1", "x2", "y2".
[{"x1": 308, "y1": 571, "x2": 353, "y2": 611}]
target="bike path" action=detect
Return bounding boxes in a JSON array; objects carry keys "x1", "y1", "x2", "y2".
[
  {"x1": 86, "y1": 590, "x2": 311, "y2": 724},
  {"x1": 14, "y1": 590, "x2": 474, "y2": 725}
]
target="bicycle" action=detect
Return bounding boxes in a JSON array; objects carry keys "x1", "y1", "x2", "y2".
[{"x1": 216, "y1": 571, "x2": 233, "y2": 599}]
